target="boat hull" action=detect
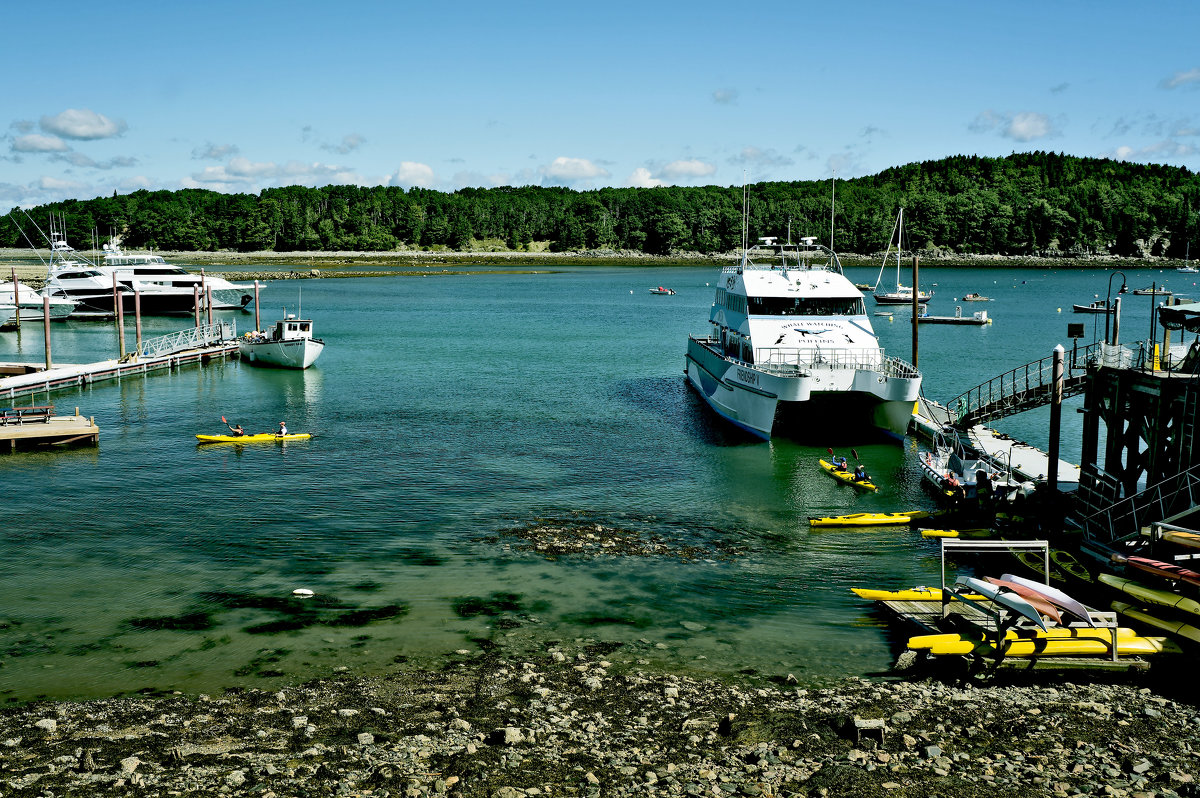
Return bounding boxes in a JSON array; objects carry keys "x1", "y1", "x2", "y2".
[
  {"x1": 239, "y1": 337, "x2": 325, "y2": 369},
  {"x1": 684, "y1": 337, "x2": 918, "y2": 441}
]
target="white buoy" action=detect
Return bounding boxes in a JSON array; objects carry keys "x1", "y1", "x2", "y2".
[{"x1": 293, "y1": 588, "x2": 314, "y2": 598}]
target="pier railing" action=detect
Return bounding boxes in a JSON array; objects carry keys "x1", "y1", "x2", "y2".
[
  {"x1": 1079, "y1": 462, "x2": 1200, "y2": 548},
  {"x1": 946, "y1": 340, "x2": 1148, "y2": 428},
  {"x1": 138, "y1": 320, "x2": 236, "y2": 359},
  {"x1": 753, "y1": 345, "x2": 920, "y2": 379}
]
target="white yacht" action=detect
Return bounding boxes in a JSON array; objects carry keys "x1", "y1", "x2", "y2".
[
  {"x1": 0, "y1": 304, "x2": 15, "y2": 330},
  {"x1": 40, "y1": 233, "x2": 124, "y2": 316},
  {"x1": 685, "y1": 235, "x2": 921, "y2": 441},
  {"x1": 239, "y1": 315, "x2": 325, "y2": 369},
  {"x1": 100, "y1": 241, "x2": 255, "y2": 311},
  {"x1": 0, "y1": 279, "x2": 75, "y2": 322}
]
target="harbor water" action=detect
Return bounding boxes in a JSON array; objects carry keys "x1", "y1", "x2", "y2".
[{"x1": 0, "y1": 263, "x2": 1189, "y2": 702}]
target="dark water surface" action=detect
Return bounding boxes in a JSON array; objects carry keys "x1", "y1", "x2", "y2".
[{"x1": 0, "y1": 262, "x2": 1186, "y2": 701}]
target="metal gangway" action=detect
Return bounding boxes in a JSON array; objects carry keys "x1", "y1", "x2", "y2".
[
  {"x1": 945, "y1": 341, "x2": 1147, "y2": 429},
  {"x1": 137, "y1": 320, "x2": 236, "y2": 359},
  {"x1": 1078, "y1": 463, "x2": 1200, "y2": 553}
]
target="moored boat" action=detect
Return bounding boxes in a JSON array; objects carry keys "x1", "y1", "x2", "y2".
[
  {"x1": 684, "y1": 234, "x2": 921, "y2": 441},
  {"x1": 1072, "y1": 299, "x2": 1115, "y2": 314},
  {"x1": 1131, "y1": 286, "x2": 1172, "y2": 296},
  {"x1": 0, "y1": 280, "x2": 75, "y2": 323},
  {"x1": 961, "y1": 293, "x2": 992, "y2": 301},
  {"x1": 872, "y1": 209, "x2": 932, "y2": 305},
  {"x1": 649, "y1": 286, "x2": 676, "y2": 295},
  {"x1": 239, "y1": 314, "x2": 325, "y2": 369}
]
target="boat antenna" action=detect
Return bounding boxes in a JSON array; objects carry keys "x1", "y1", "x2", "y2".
[
  {"x1": 829, "y1": 171, "x2": 836, "y2": 251},
  {"x1": 741, "y1": 171, "x2": 748, "y2": 256}
]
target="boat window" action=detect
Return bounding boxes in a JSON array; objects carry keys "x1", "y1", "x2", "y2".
[
  {"x1": 59, "y1": 270, "x2": 104, "y2": 279},
  {"x1": 748, "y1": 296, "x2": 864, "y2": 316},
  {"x1": 131, "y1": 268, "x2": 188, "y2": 276},
  {"x1": 723, "y1": 295, "x2": 747, "y2": 314}
]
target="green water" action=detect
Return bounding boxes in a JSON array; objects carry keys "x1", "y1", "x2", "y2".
[{"x1": 0, "y1": 263, "x2": 1185, "y2": 702}]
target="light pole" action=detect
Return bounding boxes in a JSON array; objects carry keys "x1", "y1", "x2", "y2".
[{"x1": 1104, "y1": 271, "x2": 1128, "y2": 344}]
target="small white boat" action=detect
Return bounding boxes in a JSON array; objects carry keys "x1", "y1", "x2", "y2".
[
  {"x1": 1177, "y1": 265, "x2": 1198, "y2": 274},
  {"x1": 239, "y1": 315, "x2": 325, "y2": 369},
  {"x1": 0, "y1": 304, "x2": 16, "y2": 329},
  {"x1": 919, "y1": 432, "x2": 1019, "y2": 502},
  {"x1": 0, "y1": 280, "x2": 75, "y2": 323},
  {"x1": 961, "y1": 293, "x2": 992, "y2": 301}
]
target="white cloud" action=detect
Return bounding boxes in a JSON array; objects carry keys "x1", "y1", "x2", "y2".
[
  {"x1": 40, "y1": 109, "x2": 127, "y2": 140},
  {"x1": 627, "y1": 167, "x2": 666, "y2": 188},
  {"x1": 1109, "y1": 140, "x2": 1199, "y2": 161},
  {"x1": 728, "y1": 146, "x2": 794, "y2": 168},
  {"x1": 541, "y1": 156, "x2": 609, "y2": 184},
  {"x1": 712, "y1": 88, "x2": 738, "y2": 104},
  {"x1": 388, "y1": 161, "x2": 437, "y2": 188},
  {"x1": 969, "y1": 110, "x2": 1058, "y2": 142},
  {"x1": 192, "y1": 143, "x2": 240, "y2": 160},
  {"x1": 321, "y1": 133, "x2": 365, "y2": 154},
  {"x1": 1161, "y1": 68, "x2": 1200, "y2": 89},
  {"x1": 12, "y1": 134, "x2": 68, "y2": 153},
  {"x1": 191, "y1": 157, "x2": 361, "y2": 186},
  {"x1": 38, "y1": 175, "x2": 89, "y2": 191},
  {"x1": 660, "y1": 159, "x2": 716, "y2": 180},
  {"x1": 50, "y1": 152, "x2": 137, "y2": 169}
]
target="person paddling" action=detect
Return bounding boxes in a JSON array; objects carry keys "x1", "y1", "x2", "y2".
[
  {"x1": 277, "y1": 421, "x2": 288, "y2": 436},
  {"x1": 223, "y1": 416, "x2": 245, "y2": 437}
]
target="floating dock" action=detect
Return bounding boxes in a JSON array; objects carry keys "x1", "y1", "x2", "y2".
[
  {"x1": 0, "y1": 321, "x2": 236, "y2": 404},
  {"x1": 966, "y1": 424, "x2": 1081, "y2": 487},
  {"x1": 0, "y1": 406, "x2": 99, "y2": 452},
  {"x1": 917, "y1": 307, "x2": 991, "y2": 325}
]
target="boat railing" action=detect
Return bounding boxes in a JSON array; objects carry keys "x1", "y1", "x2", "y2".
[
  {"x1": 725, "y1": 239, "x2": 844, "y2": 276},
  {"x1": 138, "y1": 320, "x2": 236, "y2": 359},
  {"x1": 753, "y1": 346, "x2": 919, "y2": 378}
]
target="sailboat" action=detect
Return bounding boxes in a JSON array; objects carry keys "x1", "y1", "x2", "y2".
[{"x1": 872, "y1": 208, "x2": 932, "y2": 305}]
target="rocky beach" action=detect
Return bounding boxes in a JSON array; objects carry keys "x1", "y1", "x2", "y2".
[{"x1": 2, "y1": 643, "x2": 1197, "y2": 798}]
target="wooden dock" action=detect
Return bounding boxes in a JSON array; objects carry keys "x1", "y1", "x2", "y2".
[
  {"x1": 0, "y1": 407, "x2": 99, "y2": 452},
  {"x1": 0, "y1": 321, "x2": 237, "y2": 404}
]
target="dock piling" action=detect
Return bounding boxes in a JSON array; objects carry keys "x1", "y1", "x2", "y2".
[
  {"x1": 42, "y1": 297, "x2": 51, "y2": 369},
  {"x1": 9, "y1": 266, "x2": 18, "y2": 330},
  {"x1": 135, "y1": 289, "x2": 143, "y2": 356}
]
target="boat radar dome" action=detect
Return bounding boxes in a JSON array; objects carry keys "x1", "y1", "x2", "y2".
[{"x1": 759, "y1": 236, "x2": 777, "y2": 246}]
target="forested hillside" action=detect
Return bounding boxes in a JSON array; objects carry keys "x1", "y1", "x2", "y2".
[{"x1": 3, "y1": 152, "x2": 1197, "y2": 258}]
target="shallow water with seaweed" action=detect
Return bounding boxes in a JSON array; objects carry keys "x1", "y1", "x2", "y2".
[{"x1": 0, "y1": 262, "x2": 1178, "y2": 702}]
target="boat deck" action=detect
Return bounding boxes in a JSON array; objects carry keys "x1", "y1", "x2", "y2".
[{"x1": 966, "y1": 425, "x2": 1081, "y2": 486}]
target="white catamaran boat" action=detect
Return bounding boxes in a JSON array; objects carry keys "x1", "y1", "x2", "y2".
[
  {"x1": 239, "y1": 315, "x2": 325, "y2": 369},
  {"x1": 873, "y1": 208, "x2": 932, "y2": 305},
  {"x1": 684, "y1": 235, "x2": 922, "y2": 440}
]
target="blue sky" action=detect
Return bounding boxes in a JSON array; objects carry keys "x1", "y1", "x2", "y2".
[{"x1": 3, "y1": 0, "x2": 1198, "y2": 213}]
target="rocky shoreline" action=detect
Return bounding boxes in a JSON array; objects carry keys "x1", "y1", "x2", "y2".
[{"x1": 2, "y1": 645, "x2": 1196, "y2": 798}]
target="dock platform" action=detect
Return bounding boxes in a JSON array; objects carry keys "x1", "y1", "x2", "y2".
[
  {"x1": 0, "y1": 407, "x2": 99, "y2": 452},
  {"x1": 966, "y1": 424, "x2": 1081, "y2": 487},
  {"x1": 0, "y1": 321, "x2": 237, "y2": 404}
]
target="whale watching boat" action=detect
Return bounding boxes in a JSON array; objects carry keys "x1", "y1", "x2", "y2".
[
  {"x1": 873, "y1": 208, "x2": 932, "y2": 305},
  {"x1": 684, "y1": 234, "x2": 921, "y2": 440}
]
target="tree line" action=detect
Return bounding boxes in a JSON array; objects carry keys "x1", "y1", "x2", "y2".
[{"x1": 3, "y1": 152, "x2": 1198, "y2": 258}]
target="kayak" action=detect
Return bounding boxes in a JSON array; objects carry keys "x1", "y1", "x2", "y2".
[
  {"x1": 809, "y1": 510, "x2": 930, "y2": 527},
  {"x1": 852, "y1": 586, "x2": 984, "y2": 601},
  {"x1": 908, "y1": 627, "x2": 1141, "y2": 650},
  {"x1": 818, "y1": 459, "x2": 878, "y2": 492},
  {"x1": 919, "y1": 633, "x2": 1179, "y2": 658},
  {"x1": 196, "y1": 433, "x2": 313, "y2": 443},
  {"x1": 1112, "y1": 601, "x2": 1200, "y2": 644}
]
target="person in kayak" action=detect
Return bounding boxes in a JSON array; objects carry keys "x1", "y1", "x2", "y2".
[
  {"x1": 834, "y1": 455, "x2": 849, "y2": 471},
  {"x1": 277, "y1": 421, "x2": 288, "y2": 436},
  {"x1": 227, "y1": 422, "x2": 246, "y2": 437},
  {"x1": 853, "y1": 464, "x2": 870, "y2": 483}
]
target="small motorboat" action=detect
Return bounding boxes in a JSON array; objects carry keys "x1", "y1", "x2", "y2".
[
  {"x1": 1131, "y1": 286, "x2": 1173, "y2": 296},
  {"x1": 1072, "y1": 300, "x2": 1115, "y2": 314},
  {"x1": 961, "y1": 293, "x2": 991, "y2": 301},
  {"x1": 649, "y1": 286, "x2": 676, "y2": 295}
]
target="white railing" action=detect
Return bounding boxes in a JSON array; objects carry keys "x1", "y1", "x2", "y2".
[
  {"x1": 138, "y1": 320, "x2": 235, "y2": 358},
  {"x1": 753, "y1": 345, "x2": 920, "y2": 379}
]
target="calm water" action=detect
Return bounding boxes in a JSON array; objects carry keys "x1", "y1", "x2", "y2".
[{"x1": 0, "y1": 262, "x2": 1187, "y2": 702}]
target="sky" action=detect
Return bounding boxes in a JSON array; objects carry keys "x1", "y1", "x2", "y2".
[{"x1": 2, "y1": 0, "x2": 1198, "y2": 214}]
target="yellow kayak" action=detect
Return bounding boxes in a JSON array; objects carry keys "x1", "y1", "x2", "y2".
[
  {"x1": 1111, "y1": 601, "x2": 1200, "y2": 644},
  {"x1": 922, "y1": 634, "x2": 1179, "y2": 658},
  {"x1": 852, "y1": 586, "x2": 984, "y2": 601},
  {"x1": 809, "y1": 511, "x2": 930, "y2": 527},
  {"x1": 1099, "y1": 574, "x2": 1200, "y2": 616},
  {"x1": 196, "y1": 433, "x2": 313, "y2": 444},
  {"x1": 818, "y1": 459, "x2": 878, "y2": 492},
  {"x1": 907, "y1": 627, "x2": 1140, "y2": 650}
]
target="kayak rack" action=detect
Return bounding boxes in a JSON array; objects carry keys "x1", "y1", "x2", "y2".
[{"x1": 865, "y1": 539, "x2": 1147, "y2": 673}]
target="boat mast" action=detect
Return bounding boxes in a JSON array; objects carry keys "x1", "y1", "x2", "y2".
[
  {"x1": 896, "y1": 207, "x2": 904, "y2": 290},
  {"x1": 829, "y1": 172, "x2": 836, "y2": 251}
]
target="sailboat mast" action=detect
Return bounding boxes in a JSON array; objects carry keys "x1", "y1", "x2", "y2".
[
  {"x1": 829, "y1": 174, "x2": 836, "y2": 250},
  {"x1": 896, "y1": 208, "x2": 904, "y2": 289}
]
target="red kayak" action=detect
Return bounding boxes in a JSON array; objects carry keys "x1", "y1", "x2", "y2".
[{"x1": 1125, "y1": 556, "x2": 1200, "y2": 588}]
